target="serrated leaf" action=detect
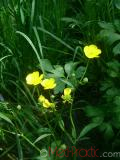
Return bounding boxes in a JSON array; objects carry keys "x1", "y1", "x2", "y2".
[
  {"x1": 40, "y1": 59, "x2": 54, "y2": 72},
  {"x1": 54, "y1": 79, "x2": 65, "y2": 94},
  {"x1": 52, "y1": 65, "x2": 64, "y2": 78}
]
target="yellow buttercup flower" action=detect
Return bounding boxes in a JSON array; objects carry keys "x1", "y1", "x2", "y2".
[
  {"x1": 26, "y1": 71, "x2": 43, "y2": 85},
  {"x1": 38, "y1": 95, "x2": 45, "y2": 103},
  {"x1": 84, "y1": 44, "x2": 101, "y2": 58},
  {"x1": 64, "y1": 88, "x2": 72, "y2": 95},
  {"x1": 41, "y1": 78, "x2": 56, "y2": 89},
  {"x1": 61, "y1": 88, "x2": 73, "y2": 103},
  {"x1": 38, "y1": 95, "x2": 55, "y2": 108},
  {"x1": 43, "y1": 99, "x2": 51, "y2": 108}
]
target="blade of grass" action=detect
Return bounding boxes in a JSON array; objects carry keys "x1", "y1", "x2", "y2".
[
  {"x1": 33, "y1": 27, "x2": 44, "y2": 59},
  {"x1": 16, "y1": 31, "x2": 44, "y2": 73},
  {"x1": 38, "y1": 27, "x2": 74, "y2": 51}
]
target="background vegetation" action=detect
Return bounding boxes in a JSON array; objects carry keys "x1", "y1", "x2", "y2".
[{"x1": 0, "y1": 0, "x2": 120, "y2": 159}]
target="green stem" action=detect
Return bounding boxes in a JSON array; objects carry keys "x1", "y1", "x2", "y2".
[
  {"x1": 79, "y1": 60, "x2": 89, "y2": 83},
  {"x1": 1, "y1": 129, "x2": 41, "y2": 153},
  {"x1": 21, "y1": 134, "x2": 41, "y2": 153},
  {"x1": 70, "y1": 104, "x2": 76, "y2": 143}
]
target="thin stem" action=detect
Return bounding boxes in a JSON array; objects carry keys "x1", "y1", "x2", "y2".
[
  {"x1": 69, "y1": 91, "x2": 77, "y2": 145},
  {"x1": 80, "y1": 60, "x2": 89, "y2": 82}
]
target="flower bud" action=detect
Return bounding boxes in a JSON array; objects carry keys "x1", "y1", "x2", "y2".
[{"x1": 83, "y1": 77, "x2": 88, "y2": 83}]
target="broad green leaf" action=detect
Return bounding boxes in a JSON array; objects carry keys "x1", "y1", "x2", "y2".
[
  {"x1": 79, "y1": 123, "x2": 100, "y2": 138},
  {"x1": 113, "y1": 42, "x2": 120, "y2": 55},
  {"x1": 40, "y1": 59, "x2": 54, "y2": 72},
  {"x1": 64, "y1": 62, "x2": 77, "y2": 76},
  {"x1": 114, "y1": 96, "x2": 120, "y2": 106},
  {"x1": 99, "y1": 123, "x2": 114, "y2": 139},
  {"x1": 75, "y1": 66, "x2": 86, "y2": 78},
  {"x1": 61, "y1": 79, "x2": 74, "y2": 88},
  {"x1": 54, "y1": 79, "x2": 65, "y2": 94},
  {"x1": 99, "y1": 30, "x2": 120, "y2": 45},
  {"x1": 98, "y1": 22, "x2": 114, "y2": 31},
  {"x1": 106, "y1": 88, "x2": 119, "y2": 97},
  {"x1": 52, "y1": 65, "x2": 64, "y2": 78},
  {"x1": 85, "y1": 106, "x2": 103, "y2": 117},
  {"x1": 115, "y1": 0, "x2": 120, "y2": 9},
  {"x1": 107, "y1": 60, "x2": 120, "y2": 77},
  {"x1": 100, "y1": 80, "x2": 113, "y2": 91}
]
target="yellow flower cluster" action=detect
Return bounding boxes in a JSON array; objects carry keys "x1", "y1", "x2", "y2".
[
  {"x1": 26, "y1": 71, "x2": 56, "y2": 89},
  {"x1": 84, "y1": 44, "x2": 101, "y2": 58},
  {"x1": 25, "y1": 45, "x2": 101, "y2": 109},
  {"x1": 26, "y1": 71, "x2": 73, "y2": 108},
  {"x1": 26, "y1": 71, "x2": 57, "y2": 109}
]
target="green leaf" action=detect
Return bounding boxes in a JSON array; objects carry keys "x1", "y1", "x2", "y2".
[
  {"x1": 113, "y1": 42, "x2": 120, "y2": 55},
  {"x1": 79, "y1": 123, "x2": 100, "y2": 138},
  {"x1": 106, "y1": 88, "x2": 119, "y2": 98},
  {"x1": 75, "y1": 66, "x2": 86, "y2": 78},
  {"x1": 38, "y1": 27, "x2": 74, "y2": 51},
  {"x1": 34, "y1": 134, "x2": 52, "y2": 144},
  {"x1": 107, "y1": 60, "x2": 120, "y2": 77},
  {"x1": 64, "y1": 62, "x2": 78, "y2": 77},
  {"x1": 16, "y1": 31, "x2": 44, "y2": 72},
  {"x1": 38, "y1": 128, "x2": 51, "y2": 133},
  {"x1": 20, "y1": 7, "x2": 25, "y2": 24},
  {"x1": 99, "y1": 30, "x2": 120, "y2": 45},
  {"x1": 100, "y1": 80, "x2": 113, "y2": 91},
  {"x1": 99, "y1": 123, "x2": 114, "y2": 139},
  {"x1": 115, "y1": 0, "x2": 120, "y2": 9},
  {"x1": 85, "y1": 106, "x2": 104, "y2": 117},
  {"x1": 114, "y1": 96, "x2": 120, "y2": 106},
  {"x1": 54, "y1": 79, "x2": 65, "y2": 94},
  {"x1": 0, "y1": 113, "x2": 14, "y2": 126},
  {"x1": 40, "y1": 59, "x2": 54, "y2": 72},
  {"x1": 98, "y1": 22, "x2": 114, "y2": 31},
  {"x1": 52, "y1": 65, "x2": 64, "y2": 78},
  {"x1": 16, "y1": 134, "x2": 23, "y2": 160},
  {"x1": 61, "y1": 79, "x2": 74, "y2": 88},
  {"x1": 58, "y1": 120, "x2": 65, "y2": 132}
]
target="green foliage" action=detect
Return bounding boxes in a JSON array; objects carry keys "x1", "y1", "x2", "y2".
[{"x1": 1, "y1": 0, "x2": 120, "y2": 159}]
